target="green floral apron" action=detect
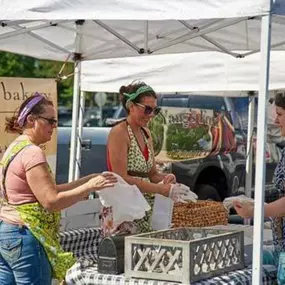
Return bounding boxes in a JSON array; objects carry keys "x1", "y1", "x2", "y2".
[
  {"x1": 0, "y1": 139, "x2": 75, "y2": 281},
  {"x1": 126, "y1": 124, "x2": 154, "y2": 233},
  {"x1": 101, "y1": 123, "x2": 154, "y2": 236}
]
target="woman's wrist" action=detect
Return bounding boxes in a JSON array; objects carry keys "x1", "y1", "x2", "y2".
[
  {"x1": 89, "y1": 173, "x2": 98, "y2": 179},
  {"x1": 158, "y1": 184, "x2": 171, "y2": 197}
]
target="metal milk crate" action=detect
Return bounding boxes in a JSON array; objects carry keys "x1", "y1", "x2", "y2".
[{"x1": 125, "y1": 227, "x2": 244, "y2": 283}]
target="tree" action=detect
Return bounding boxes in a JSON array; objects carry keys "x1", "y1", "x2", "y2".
[
  {"x1": 36, "y1": 59, "x2": 74, "y2": 107},
  {"x1": 0, "y1": 51, "x2": 74, "y2": 107},
  {"x1": 0, "y1": 51, "x2": 36, "y2": 77},
  {"x1": 0, "y1": 51, "x2": 120, "y2": 108}
]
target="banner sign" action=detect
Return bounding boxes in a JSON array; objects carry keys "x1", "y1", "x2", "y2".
[
  {"x1": 149, "y1": 107, "x2": 237, "y2": 162},
  {"x1": 0, "y1": 77, "x2": 57, "y2": 172}
]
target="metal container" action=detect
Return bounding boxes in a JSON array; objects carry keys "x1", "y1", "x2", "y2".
[
  {"x1": 125, "y1": 227, "x2": 244, "y2": 283},
  {"x1": 98, "y1": 235, "x2": 126, "y2": 274}
]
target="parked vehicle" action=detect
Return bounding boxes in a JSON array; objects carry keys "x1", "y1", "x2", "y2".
[
  {"x1": 56, "y1": 94, "x2": 279, "y2": 200},
  {"x1": 58, "y1": 106, "x2": 118, "y2": 127}
]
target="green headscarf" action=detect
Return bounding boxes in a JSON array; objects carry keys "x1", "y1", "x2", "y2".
[{"x1": 123, "y1": 85, "x2": 154, "y2": 104}]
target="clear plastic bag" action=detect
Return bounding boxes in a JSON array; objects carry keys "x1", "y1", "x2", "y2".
[
  {"x1": 151, "y1": 182, "x2": 197, "y2": 230},
  {"x1": 97, "y1": 172, "x2": 151, "y2": 226},
  {"x1": 223, "y1": 195, "x2": 255, "y2": 212},
  {"x1": 169, "y1": 183, "x2": 198, "y2": 203}
]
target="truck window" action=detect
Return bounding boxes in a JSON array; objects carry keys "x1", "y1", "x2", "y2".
[
  {"x1": 113, "y1": 105, "x2": 127, "y2": 118},
  {"x1": 188, "y1": 96, "x2": 226, "y2": 111},
  {"x1": 160, "y1": 97, "x2": 189, "y2": 108}
]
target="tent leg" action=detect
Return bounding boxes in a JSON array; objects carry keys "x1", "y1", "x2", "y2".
[
  {"x1": 68, "y1": 60, "x2": 81, "y2": 182},
  {"x1": 244, "y1": 94, "x2": 255, "y2": 225},
  {"x1": 67, "y1": 20, "x2": 84, "y2": 183},
  {"x1": 75, "y1": 91, "x2": 85, "y2": 180},
  {"x1": 252, "y1": 9, "x2": 272, "y2": 285}
]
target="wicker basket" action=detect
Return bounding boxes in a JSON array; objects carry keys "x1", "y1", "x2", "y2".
[{"x1": 172, "y1": 200, "x2": 228, "y2": 227}]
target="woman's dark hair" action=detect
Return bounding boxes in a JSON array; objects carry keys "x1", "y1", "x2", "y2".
[
  {"x1": 119, "y1": 81, "x2": 157, "y2": 112},
  {"x1": 275, "y1": 91, "x2": 285, "y2": 109},
  {"x1": 5, "y1": 94, "x2": 53, "y2": 134}
]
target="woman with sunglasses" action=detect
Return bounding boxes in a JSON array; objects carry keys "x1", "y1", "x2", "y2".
[
  {"x1": 101, "y1": 82, "x2": 190, "y2": 237},
  {"x1": 0, "y1": 93, "x2": 117, "y2": 285}
]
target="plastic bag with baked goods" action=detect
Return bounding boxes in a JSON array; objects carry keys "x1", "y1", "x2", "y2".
[{"x1": 223, "y1": 195, "x2": 255, "y2": 212}]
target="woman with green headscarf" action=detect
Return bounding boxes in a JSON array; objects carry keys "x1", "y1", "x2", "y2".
[{"x1": 101, "y1": 82, "x2": 196, "y2": 236}]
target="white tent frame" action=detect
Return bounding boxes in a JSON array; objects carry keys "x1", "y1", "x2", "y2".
[
  {"x1": 0, "y1": 0, "x2": 278, "y2": 282},
  {"x1": 80, "y1": 14, "x2": 271, "y2": 282},
  {"x1": 0, "y1": 15, "x2": 281, "y2": 186},
  {"x1": 253, "y1": 11, "x2": 272, "y2": 283},
  {"x1": 78, "y1": 15, "x2": 271, "y2": 283}
]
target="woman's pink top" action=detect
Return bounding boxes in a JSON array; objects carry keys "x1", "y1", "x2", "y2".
[{"x1": 0, "y1": 138, "x2": 46, "y2": 224}]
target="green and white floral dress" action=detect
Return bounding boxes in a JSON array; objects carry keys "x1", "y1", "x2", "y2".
[{"x1": 102, "y1": 122, "x2": 154, "y2": 236}]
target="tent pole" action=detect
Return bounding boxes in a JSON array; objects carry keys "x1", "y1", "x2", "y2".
[
  {"x1": 252, "y1": 6, "x2": 272, "y2": 284},
  {"x1": 178, "y1": 20, "x2": 239, "y2": 57},
  {"x1": 63, "y1": 59, "x2": 81, "y2": 219},
  {"x1": 242, "y1": 39, "x2": 285, "y2": 57},
  {"x1": 144, "y1": 20, "x2": 149, "y2": 52},
  {"x1": 244, "y1": 93, "x2": 255, "y2": 225},
  {"x1": 0, "y1": 20, "x2": 67, "y2": 40},
  {"x1": 93, "y1": 20, "x2": 142, "y2": 53},
  {"x1": 151, "y1": 17, "x2": 247, "y2": 53},
  {"x1": 68, "y1": 20, "x2": 84, "y2": 183},
  {"x1": 68, "y1": 60, "x2": 81, "y2": 183},
  {"x1": 74, "y1": 91, "x2": 85, "y2": 180}
]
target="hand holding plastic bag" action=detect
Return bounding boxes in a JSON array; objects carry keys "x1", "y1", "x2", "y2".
[
  {"x1": 169, "y1": 183, "x2": 198, "y2": 203},
  {"x1": 97, "y1": 172, "x2": 151, "y2": 226},
  {"x1": 223, "y1": 195, "x2": 255, "y2": 212}
]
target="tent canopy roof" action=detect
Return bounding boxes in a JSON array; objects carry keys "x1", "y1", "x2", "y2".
[
  {"x1": 1, "y1": 0, "x2": 283, "y2": 20},
  {"x1": 1, "y1": 1, "x2": 285, "y2": 61},
  {"x1": 81, "y1": 51, "x2": 285, "y2": 93}
]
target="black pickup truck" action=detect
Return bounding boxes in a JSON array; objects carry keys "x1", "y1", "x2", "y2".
[{"x1": 56, "y1": 94, "x2": 279, "y2": 201}]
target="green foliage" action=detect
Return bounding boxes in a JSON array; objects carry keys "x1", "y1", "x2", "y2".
[
  {"x1": 166, "y1": 125, "x2": 210, "y2": 153},
  {"x1": 0, "y1": 51, "x2": 74, "y2": 106},
  {"x1": 0, "y1": 51, "x2": 35, "y2": 77},
  {"x1": 0, "y1": 51, "x2": 120, "y2": 108},
  {"x1": 148, "y1": 113, "x2": 165, "y2": 156}
]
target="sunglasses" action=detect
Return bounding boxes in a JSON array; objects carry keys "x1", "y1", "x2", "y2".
[
  {"x1": 135, "y1": 103, "x2": 161, "y2": 116},
  {"x1": 38, "y1": 116, "x2": 58, "y2": 126}
]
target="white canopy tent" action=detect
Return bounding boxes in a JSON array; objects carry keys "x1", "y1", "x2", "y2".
[
  {"x1": 0, "y1": 0, "x2": 284, "y2": 282},
  {"x1": 81, "y1": 49, "x2": 285, "y2": 228},
  {"x1": 2, "y1": 6, "x2": 285, "y2": 62},
  {"x1": 2, "y1": 1, "x2": 285, "y2": 183},
  {"x1": 1, "y1": 0, "x2": 283, "y2": 20},
  {"x1": 81, "y1": 51, "x2": 285, "y2": 92}
]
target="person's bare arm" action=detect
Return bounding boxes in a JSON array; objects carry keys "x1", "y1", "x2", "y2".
[
  {"x1": 234, "y1": 196, "x2": 285, "y2": 218},
  {"x1": 26, "y1": 163, "x2": 116, "y2": 212},
  {"x1": 264, "y1": 197, "x2": 285, "y2": 217},
  {"x1": 108, "y1": 125, "x2": 169, "y2": 196},
  {"x1": 57, "y1": 173, "x2": 97, "y2": 192}
]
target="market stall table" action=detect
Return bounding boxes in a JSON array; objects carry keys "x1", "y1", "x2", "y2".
[
  {"x1": 60, "y1": 227, "x2": 101, "y2": 262},
  {"x1": 59, "y1": 225, "x2": 277, "y2": 285},
  {"x1": 65, "y1": 262, "x2": 277, "y2": 285}
]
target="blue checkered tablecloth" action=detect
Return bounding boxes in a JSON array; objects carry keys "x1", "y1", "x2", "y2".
[
  {"x1": 59, "y1": 226, "x2": 277, "y2": 285},
  {"x1": 65, "y1": 262, "x2": 277, "y2": 285},
  {"x1": 60, "y1": 227, "x2": 101, "y2": 262}
]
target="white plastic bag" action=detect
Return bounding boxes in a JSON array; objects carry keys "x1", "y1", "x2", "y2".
[
  {"x1": 151, "y1": 194, "x2": 174, "y2": 230},
  {"x1": 151, "y1": 182, "x2": 197, "y2": 230},
  {"x1": 169, "y1": 183, "x2": 198, "y2": 203},
  {"x1": 223, "y1": 195, "x2": 255, "y2": 212},
  {"x1": 96, "y1": 172, "x2": 151, "y2": 226}
]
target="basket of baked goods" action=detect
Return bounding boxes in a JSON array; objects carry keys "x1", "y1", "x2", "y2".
[{"x1": 172, "y1": 200, "x2": 228, "y2": 227}]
